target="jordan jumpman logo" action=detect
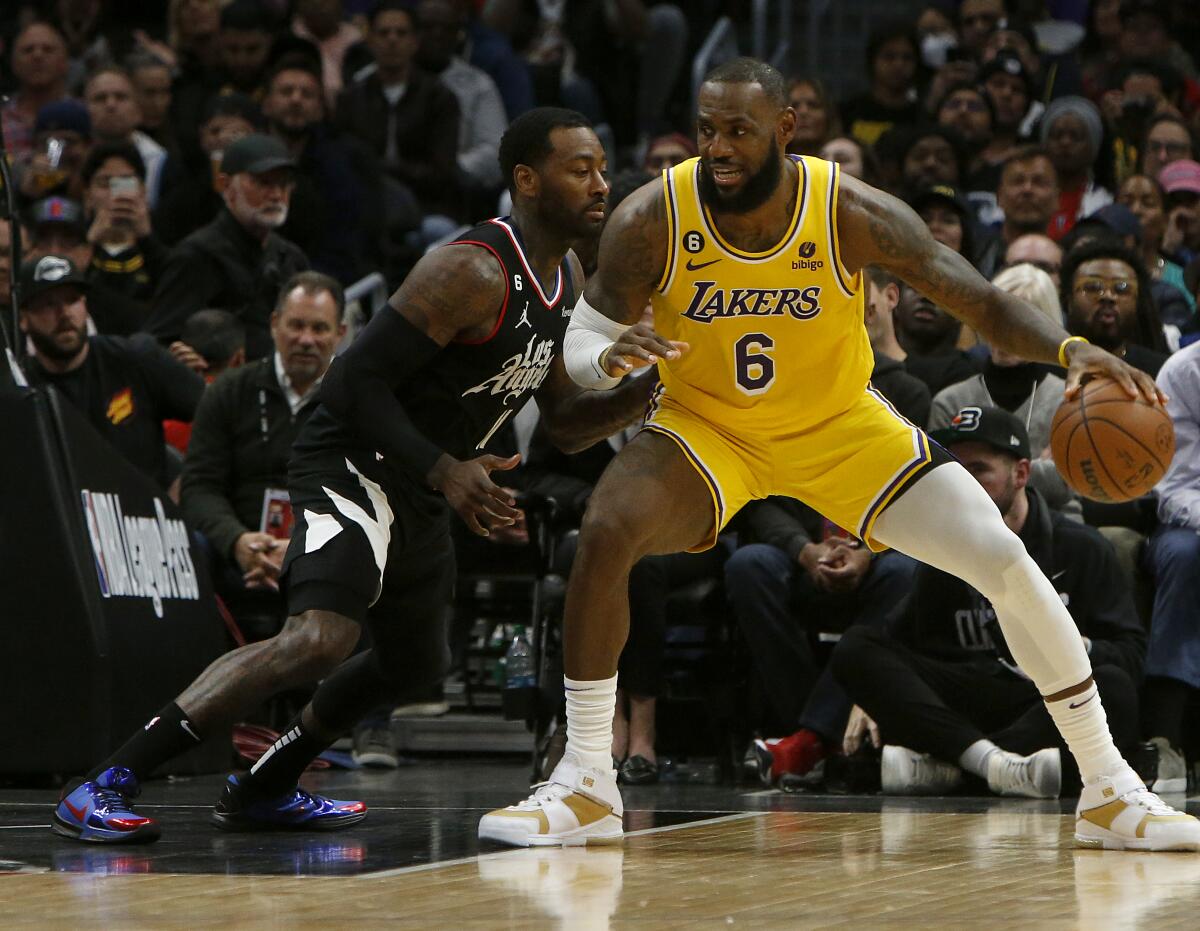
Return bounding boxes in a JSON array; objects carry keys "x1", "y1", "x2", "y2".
[{"x1": 516, "y1": 301, "x2": 531, "y2": 329}]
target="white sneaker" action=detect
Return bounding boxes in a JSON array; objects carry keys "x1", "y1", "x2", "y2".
[
  {"x1": 479, "y1": 753, "x2": 623, "y2": 847},
  {"x1": 881, "y1": 745, "x2": 963, "y2": 795},
  {"x1": 1149, "y1": 737, "x2": 1188, "y2": 794},
  {"x1": 986, "y1": 748, "x2": 1061, "y2": 799},
  {"x1": 1076, "y1": 768, "x2": 1200, "y2": 851}
]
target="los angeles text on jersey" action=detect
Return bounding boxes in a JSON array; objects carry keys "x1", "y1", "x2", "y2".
[{"x1": 680, "y1": 280, "x2": 823, "y2": 325}]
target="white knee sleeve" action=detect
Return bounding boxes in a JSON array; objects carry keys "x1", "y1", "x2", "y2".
[{"x1": 872, "y1": 463, "x2": 1093, "y2": 695}]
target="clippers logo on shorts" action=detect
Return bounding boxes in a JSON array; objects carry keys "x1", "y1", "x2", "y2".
[
  {"x1": 80, "y1": 490, "x2": 200, "y2": 618},
  {"x1": 461, "y1": 334, "x2": 556, "y2": 404},
  {"x1": 680, "y1": 280, "x2": 823, "y2": 324},
  {"x1": 107, "y1": 387, "x2": 134, "y2": 425}
]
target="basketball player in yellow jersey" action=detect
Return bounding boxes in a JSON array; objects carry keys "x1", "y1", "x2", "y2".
[{"x1": 481, "y1": 58, "x2": 1200, "y2": 852}]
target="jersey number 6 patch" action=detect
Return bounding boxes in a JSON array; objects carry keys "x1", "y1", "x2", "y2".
[{"x1": 734, "y1": 333, "x2": 775, "y2": 396}]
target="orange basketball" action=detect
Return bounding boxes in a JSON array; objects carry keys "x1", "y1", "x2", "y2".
[{"x1": 1050, "y1": 378, "x2": 1175, "y2": 503}]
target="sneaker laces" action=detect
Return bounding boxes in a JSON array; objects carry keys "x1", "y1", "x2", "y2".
[
  {"x1": 992, "y1": 753, "x2": 1031, "y2": 789},
  {"x1": 1122, "y1": 787, "x2": 1178, "y2": 816},
  {"x1": 92, "y1": 785, "x2": 133, "y2": 812},
  {"x1": 516, "y1": 780, "x2": 574, "y2": 810}
]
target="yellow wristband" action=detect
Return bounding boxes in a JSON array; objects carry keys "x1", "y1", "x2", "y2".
[{"x1": 1057, "y1": 336, "x2": 1089, "y2": 368}]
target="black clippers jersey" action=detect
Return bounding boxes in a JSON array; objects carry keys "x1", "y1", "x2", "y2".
[
  {"x1": 400, "y1": 217, "x2": 574, "y2": 458},
  {"x1": 299, "y1": 216, "x2": 575, "y2": 472}
]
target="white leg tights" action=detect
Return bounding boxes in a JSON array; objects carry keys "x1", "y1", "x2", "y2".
[{"x1": 872, "y1": 463, "x2": 1129, "y2": 783}]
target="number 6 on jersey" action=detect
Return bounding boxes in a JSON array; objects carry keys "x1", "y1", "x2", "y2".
[{"x1": 734, "y1": 332, "x2": 775, "y2": 395}]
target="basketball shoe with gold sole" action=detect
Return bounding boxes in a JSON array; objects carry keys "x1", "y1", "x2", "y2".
[
  {"x1": 1076, "y1": 769, "x2": 1200, "y2": 851},
  {"x1": 479, "y1": 753, "x2": 623, "y2": 847}
]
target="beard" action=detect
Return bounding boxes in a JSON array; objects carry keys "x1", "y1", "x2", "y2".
[
  {"x1": 698, "y1": 150, "x2": 783, "y2": 215},
  {"x1": 536, "y1": 193, "x2": 605, "y2": 242},
  {"x1": 253, "y1": 203, "x2": 289, "y2": 229},
  {"x1": 30, "y1": 322, "x2": 87, "y2": 361}
]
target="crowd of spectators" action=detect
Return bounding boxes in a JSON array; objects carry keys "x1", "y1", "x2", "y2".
[{"x1": 0, "y1": 0, "x2": 1197, "y2": 792}]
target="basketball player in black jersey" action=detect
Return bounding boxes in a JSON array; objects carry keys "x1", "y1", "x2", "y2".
[{"x1": 54, "y1": 107, "x2": 684, "y2": 843}]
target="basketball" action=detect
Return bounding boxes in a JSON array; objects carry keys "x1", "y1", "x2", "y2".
[{"x1": 1050, "y1": 378, "x2": 1175, "y2": 503}]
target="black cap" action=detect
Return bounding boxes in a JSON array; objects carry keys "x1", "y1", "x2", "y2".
[
  {"x1": 219, "y1": 133, "x2": 296, "y2": 176},
  {"x1": 19, "y1": 254, "x2": 90, "y2": 302},
  {"x1": 929, "y1": 406, "x2": 1032, "y2": 459},
  {"x1": 979, "y1": 50, "x2": 1033, "y2": 96},
  {"x1": 910, "y1": 184, "x2": 970, "y2": 223},
  {"x1": 28, "y1": 196, "x2": 86, "y2": 234}
]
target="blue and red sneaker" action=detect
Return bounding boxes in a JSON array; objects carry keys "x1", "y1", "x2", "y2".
[
  {"x1": 210, "y1": 774, "x2": 367, "y2": 832},
  {"x1": 52, "y1": 767, "x2": 161, "y2": 844}
]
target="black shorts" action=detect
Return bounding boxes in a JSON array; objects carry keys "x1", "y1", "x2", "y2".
[{"x1": 280, "y1": 446, "x2": 456, "y2": 627}]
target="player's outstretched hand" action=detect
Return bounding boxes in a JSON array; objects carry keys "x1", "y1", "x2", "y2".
[
  {"x1": 1063, "y1": 342, "x2": 1166, "y2": 405},
  {"x1": 602, "y1": 307, "x2": 688, "y2": 376},
  {"x1": 431, "y1": 453, "x2": 523, "y2": 536}
]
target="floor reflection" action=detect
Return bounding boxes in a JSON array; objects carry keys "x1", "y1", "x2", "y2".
[{"x1": 477, "y1": 847, "x2": 625, "y2": 931}]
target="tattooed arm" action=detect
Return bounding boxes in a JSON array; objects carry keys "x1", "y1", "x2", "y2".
[
  {"x1": 836, "y1": 174, "x2": 1162, "y2": 402},
  {"x1": 320, "y1": 246, "x2": 524, "y2": 535}
]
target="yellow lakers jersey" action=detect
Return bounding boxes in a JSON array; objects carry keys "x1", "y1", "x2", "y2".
[{"x1": 651, "y1": 155, "x2": 873, "y2": 436}]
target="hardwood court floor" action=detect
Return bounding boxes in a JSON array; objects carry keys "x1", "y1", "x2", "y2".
[{"x1": 1, "y1": 759, "x2": 1198, "y2": 928}]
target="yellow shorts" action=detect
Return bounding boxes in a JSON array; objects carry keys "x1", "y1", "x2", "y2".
[{"x1": 643, "y1": 386, "x2": 934, "y2": 552}]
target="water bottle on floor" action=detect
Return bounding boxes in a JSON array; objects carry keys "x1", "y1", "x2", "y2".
[{"x1": 502, "y1": 627, "x2": 535, "y2": 720}]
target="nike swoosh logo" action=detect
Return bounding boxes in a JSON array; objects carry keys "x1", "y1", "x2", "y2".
[
  {"x1": 1068, "y1": 694, "x2": 1095, "y2": 710},
  {"x1": 685, "y1": 258, "x2": 721, "y2": 271},
  {"x1": 1051, "y1": 570, "x2": 1066, "y2": 581},
  {"x1": 63, "y1": 798, "x2": 89, "y2": 822}
]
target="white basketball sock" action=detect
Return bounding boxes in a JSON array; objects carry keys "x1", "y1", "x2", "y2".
[
  {"x1": 958, "y1": 739, "x2": 1000, "y2": 779},
  {"x1": 563, "y1": 674, "x2": 618, "y2": 772},
  {"x1": 1044, "y1": 683, "x2": 1130, "y2": 784}
]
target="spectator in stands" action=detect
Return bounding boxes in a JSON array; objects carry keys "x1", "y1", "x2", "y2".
[
  {"x1": 83, "y1": 67, "x2": 168, "y2": 208},
  {"x1": 995, "y1": 147, "x2": 1060, "y2": 247},
  {"x1": 16, "y1": 100, "x2": 92, "y2": 205},
  {"x1": 0, "y1": 21, "x2": 71, "y2": 160},
  {"x1": 897, "y1": 126, "x2": 965, "y2": 195},
  {"x1": 1119, "y1": 174, "x2": 1197, "y2": 320},
  {"x1": 930, "y1": 264, "x2": 1078, "y2": 514},
  {"x1": 786, "y1": 76, "x2": 840, "y2": 157},
  {"x1": 127, "y1": 53, "x2": 177, "y2": 157},
  {"x1": 958, "y1": 0, "x2": 1006, "y2": 61},
  {"x1": 728, "y1": 498, "x2": 919, "y2": 788},
  {"x1": 163, "y1": 309, "x2": 248, "y2": 454},
  {"x1": 79, "y1": 141, "x2": 168, "y2": 316},
  {"x1": 147, "y1": 133, "x2": 308, "y2": 361},
  {"x1": 153, "y1": 93, "x2": 261, "y2": 246},
  {"x1": 1142, "y1": 338, "x2": 1200, "y2": 793},
  {"x1": 1099, "y1": 63, "x2": 1183, "y2": 185},
  {"x1": 936, "y1": 83, "x2": 995, "y2": 185},
  {"x1": 1070, "y1": 203, "x2": 1193, "y2": 340},
  {"x1": 292, "y1": 0, "x2": 366, "y2": 109},
  {"x1": 218, "y1": 0, "x2": 279, "y2": 98},
  {"x1": 1115, "y1": 0, "x2": 1196, "y2": 96},
  {"x1": 979, "y1": 51, "x2": 1035, "y2": 169},
  {"x1": 1004, "y1": 233, "x2": 1063, "y2": 285},
  {"x1": 18, "y1": 254, "x2": 204, "y2": 490},
  {"x1": 181, "y1": 272, "x2": 344, "y2": 636},
  {"x1": 261, "y1": 55, "x2": 383, "y2": 283},
  {"x1": 863, "y1": 266, "x2": 932, "y2": 429},
  {"x1": 1061, "y1": 238, "x2": 1169, "y2": 376},
  {"x1": 1042, "y1": 97, "x2": 1113, "y2": 241},
  {"x1": 840, "y1": 20, "x2": 923, "y2": 148},
  {"x1": 1141, "y1": 114, "x2": 1195, "y2": 182},
  {"x1": 910, "y1": 184, "x2": 973, "y2": 263},
  {"x1": 820, "y1": 136, "x2": 875, "y2": 183},
  {"x1": 893, "y1": 281, "x2": 980, "y2": 395},
  {"x1": 641, "y1": 134, "x2": 696, "y2": 176},
  {"x1": 416, "y1": 0, "x2": 507, "y2": 206},
  {"x1": 833, "y1": 407, "x2": 1145, "y2": 798},
  {"x1": 457, "y1": 0, "x2": 534, "y2": 120},
  {"x1": 336, "y1": 1, "x2": 461, "y2": 241},
  {"x1": 1159, "y1": 160, "x2": 1200, "y2": 267},
  {"x1": 0, "y1": 220, "x2": 12, "y2": 336}
]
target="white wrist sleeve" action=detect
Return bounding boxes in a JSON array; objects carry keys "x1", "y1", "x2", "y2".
[{"x1": 563, "y1": 295, "x2": 629, "y2": 390}]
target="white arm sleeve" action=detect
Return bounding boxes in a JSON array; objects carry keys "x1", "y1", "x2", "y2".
[{"x1": 563, "y1": 295, "x2": 630, "y2": 390}]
